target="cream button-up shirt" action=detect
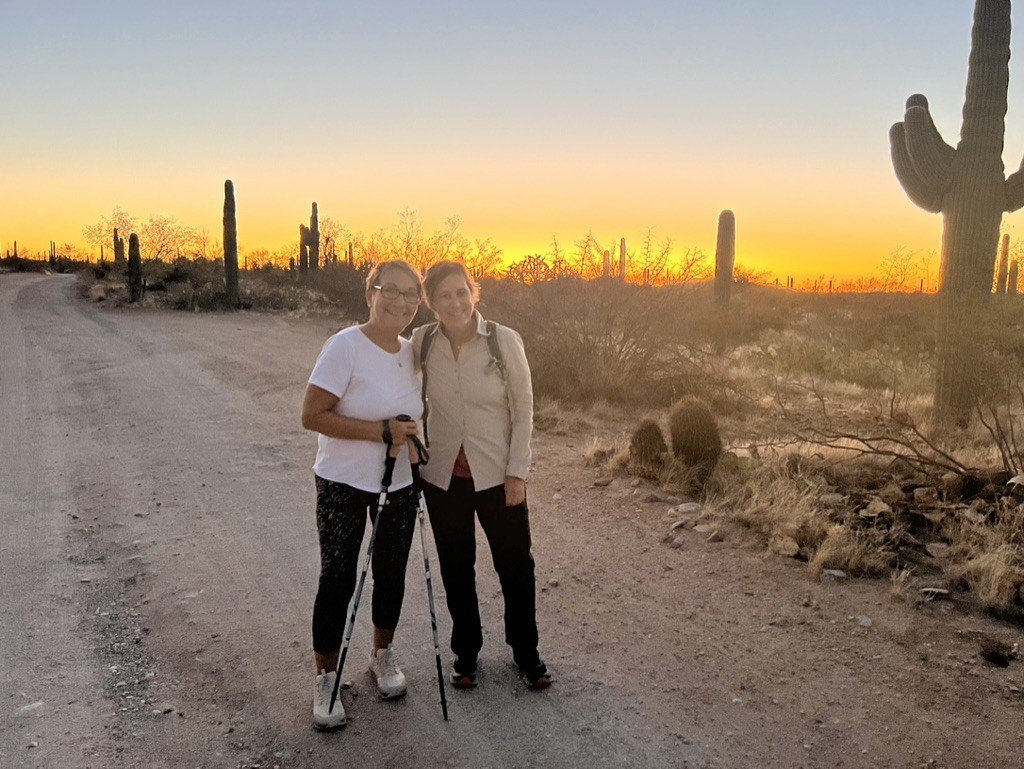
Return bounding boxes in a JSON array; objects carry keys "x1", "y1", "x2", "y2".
[{"x1": 411, "y1": 313, "x2": 533, "y2": 492}]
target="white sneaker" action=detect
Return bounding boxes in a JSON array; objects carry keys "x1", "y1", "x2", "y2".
[
  {"x1": 369, "y1": 645, "x2": 407, "y2": 699},
  {"x1": 312, "y1": 670, "x2": 346, "y2": 730}
]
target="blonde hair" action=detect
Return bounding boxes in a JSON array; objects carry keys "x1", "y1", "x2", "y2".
[
  {"x1": 422, "y1": 261, "x2": 480, "y2": 311},
  {"x1": 365, "y1": 260, "x2": 423, "y2": 297}
]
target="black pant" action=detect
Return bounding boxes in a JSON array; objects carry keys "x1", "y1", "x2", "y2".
[
  {"x1": 423, "y1": 476, "x2": 540, "y2": 666},
  {"x1": 312, "y1": 475, "x2": 417, "y2": 655}
]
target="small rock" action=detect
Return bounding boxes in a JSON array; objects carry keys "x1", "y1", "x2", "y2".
[
  {"x1": 669, "y1": 537, "x2": 685, "y2": 549},
  {"x1": 629, "y1": 478, "x2": 642, "y2": 488},
  {"x1": 593, "y1": 478, "x2": 612, "y2": 488},
  {"x1": 13, "y1": 702, "x2": 43, "y2": 717},
  {"x1": 859, "y1": 498, "x2": 891, "y2": 518},
  {"x1": 819, "y1": 493, "x2": 846, "y2": 509},
  {"x1": 669, "y1": 518, "x2": 695, "y2": 532},
  {"x1": 693, "y1": 524, "x2": 712, "y2": 534},
  {"x1": 707, "y1": 530, "x2": 723, "y2": 543},
  {"x1": 858, "y1": 616, "x2": 873, "y2": 628},
  {"x1": 676, "y1": 502, "x2": 703, "y2": 516},
  {"x1": 769, "y1": 535, "x2": 800, "y2": 558},
  {"x1": 878, "y1": 483, "x2": 907, "y2": 505},
  {"x1": 925, "y1": 543, "x2": 950, "y2": 559},
  {"x1": 820, "y1": 569, "x2": 847, "y2": 584},
  {"x1": 643, "y1": 492, "x2": 683, "y2": 505},
  {"x1": 913, "y1": 487, "x2": 939, "y2": 505},
  {"x1": 552, "y1": 493, "x2": 563, "y2": 502},
  {"x1": 547, "y1": 579, "x2": 559, "y2": 588},
  {"x1": 27, "y1": 741, "x2": 38, "y2": 749}
]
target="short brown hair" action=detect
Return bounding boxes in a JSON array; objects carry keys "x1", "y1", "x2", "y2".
[
  {"x1": 365, "y1": 259, "x2": 423, "y2": 297},
  {"x1": 423, "y1": 261, "x2": 480, "y2": 310}
]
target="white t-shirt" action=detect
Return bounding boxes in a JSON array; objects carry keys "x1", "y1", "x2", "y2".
[{"x1": 308, "y1": 326, "x2": 423, "y2": 492}]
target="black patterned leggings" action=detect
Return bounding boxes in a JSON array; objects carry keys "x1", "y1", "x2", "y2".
[{"x1": 312, "y1": 475, "x2": 418, "y2": 655}]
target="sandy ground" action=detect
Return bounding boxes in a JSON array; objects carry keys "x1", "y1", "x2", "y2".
[{"x1": 1, "y1": 272, "x2": 1022, "y2": 769}]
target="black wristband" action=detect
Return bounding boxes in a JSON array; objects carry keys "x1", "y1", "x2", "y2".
[{"x1": 382, "y1": 419, "x2": 392, "y2": 446}]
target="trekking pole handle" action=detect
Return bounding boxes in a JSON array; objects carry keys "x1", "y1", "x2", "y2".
[{"x1": 395, "y1": 414, "x2": 429, "y2": 465}]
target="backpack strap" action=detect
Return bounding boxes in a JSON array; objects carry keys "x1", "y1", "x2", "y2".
[
  {"x1": 484, "y1": 320, "x2": 508, "y2": 385},
  {"x1": 418, "y1": 322, "x2": 440, "y2": 447}
]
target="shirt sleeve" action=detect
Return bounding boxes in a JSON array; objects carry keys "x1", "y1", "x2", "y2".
[
  {"x1": 501, "y1": 327, "x2": 534, "y2": 480},
  {"x1": 308, "y1": 334, "x2": 355, "y2": 399}
]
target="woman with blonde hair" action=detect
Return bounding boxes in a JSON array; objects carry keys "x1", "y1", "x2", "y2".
[
  {"x1": 412, "y1": 260, "x2": 550, "y2": 690},
  {"x1": 300, "y1": 259, "x2": 424, "y2": 729}
]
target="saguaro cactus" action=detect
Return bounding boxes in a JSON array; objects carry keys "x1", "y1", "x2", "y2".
[
  {"x1": 997, "y1": 233, "x2": 1010, "y2": 292},
  {"x1": 127, "y1": 233, "x2": 142, "y2": 302},
  {"x1": 347, "y1": 240, "x2": 354, "y2": 266},
  {"x1": 299, "y1": 225, "x2": 309, "y2": 273},
  {"x1": 113, "y1": 229, "x2": 125, "y2": 264},
  {"x1": 618, "y1": 237, "x2": 626, "y2": 282},
  {"x1": 714, "y1": 210, "x2": 736, "y2": 306},
  {"x1": 308, "y1": 203, "x2": 320, "y2": 272},
  {"x1": 889, "y1": 0, "x2": 1021, "y2": 423},
  {"x1": 1008, "y1": 260, "x2": 1019, "y2": 293},
  {"x1": 223, "y1": 180, "x2": 239, "y2": 308},
  {"x1": 602, "y1": 249, "x2": 611, "y2": 277}
]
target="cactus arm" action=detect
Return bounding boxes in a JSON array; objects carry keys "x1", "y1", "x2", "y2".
[
  {"x1": 1005, "y1": 158, "x2": 1024, "y2": 211},
  {"x1": 890, "y1": 123, "x2": 944, "y2": 212},
  {"x1": 902, "y1": 98, "x2": 955, "y2": 191}
]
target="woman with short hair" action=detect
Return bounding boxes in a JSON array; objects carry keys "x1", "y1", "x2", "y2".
[
  {"x1": 412, "y1": 260, "x2": 550, "y2": 690},
  {"x1": 300, "y1": 259, "x2": 424, "y2": 730}
]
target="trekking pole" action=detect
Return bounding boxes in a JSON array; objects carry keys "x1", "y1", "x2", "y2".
[
  {"x1": 396, "y1": 416, "x2": 449, "y2": 722},
  {"x1": 328, "y1": 430, "x2": 400, "y2": 714}
]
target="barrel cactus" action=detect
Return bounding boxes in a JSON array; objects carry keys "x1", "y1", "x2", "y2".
[
  {"x1": 667, "y1": 397, "x2": 722, "y2": 487},
  {"x1": 889, "y1": 0, "x2": 1021, "y2": 423},
  {"x1": 629, "y1": 418, "x2": 668, "y2": 475},
  {"x1": 127, "y1": 233, "x2": 142, "y2": 302},
  {"x1": 223, "y1": 180, "x2": 239, "y2": 308},
  {"x1": 714, "y1": 210, "x2": 736, "y2": 306}
]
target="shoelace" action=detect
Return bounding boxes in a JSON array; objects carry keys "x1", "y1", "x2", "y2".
[{"x1": 382, "y1": 647, "x2": 397, "y2": 676}]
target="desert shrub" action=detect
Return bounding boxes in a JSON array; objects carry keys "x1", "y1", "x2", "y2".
[
  {"x1": 482, "y1": 277, "x2": 693, "y2": 405},
  {"x1": 0, "y1": 255, "x2": 49, "y2": 273}
]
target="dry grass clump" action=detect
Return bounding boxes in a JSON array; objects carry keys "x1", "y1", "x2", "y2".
[
  {"x1": 945, "y1": 503, "x2": 1024, "y2": 614},
  {"x1": 808, "y1": 524, "x2": 896, "y2": 578},
  {"x1": 702, "y1": 456, "x2": 830, "y2": 556}
]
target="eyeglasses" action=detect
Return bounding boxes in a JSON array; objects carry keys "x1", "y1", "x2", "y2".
[
  {"x1": 435, "y1": 288, "x2": 473, "y2": 304},
  {"x1": 373, "y1": 285, "x2": 422, "y2": 303}
]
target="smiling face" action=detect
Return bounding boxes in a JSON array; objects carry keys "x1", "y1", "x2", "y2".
[
  {"x1": 431, "y1": 273, "x2": 476, "y2": 333},
  {"x1": 366, "y1": 267, "x2": 422, "y2": 334}
]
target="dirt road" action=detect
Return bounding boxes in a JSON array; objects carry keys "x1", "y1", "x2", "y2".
[{"x1": 1, "y1": 273, "x2": 1022, "y2": 769}]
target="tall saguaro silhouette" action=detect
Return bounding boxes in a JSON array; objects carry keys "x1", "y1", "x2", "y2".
[
  {"x1": 223, "y1": 180, "x2": 239, "y2": 308},
  {"x1": 889, "y1": 0, "x2": 1020, "y2": 424},
  {"x1": 714, "y1": 210, "x2": 735, "y2": 307}
]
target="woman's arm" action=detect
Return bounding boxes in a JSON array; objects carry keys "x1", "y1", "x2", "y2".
[
  {"x1": 300, "y1": 384, "x2": 418, "y2": 444},
  {"x1": 502, "y1": 328, "x2": 534, "y2": 504}
]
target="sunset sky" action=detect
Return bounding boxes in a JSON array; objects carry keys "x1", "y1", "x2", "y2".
[{"x1": 5, "y1": 1, "x2": 1024, "y2": 280}]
